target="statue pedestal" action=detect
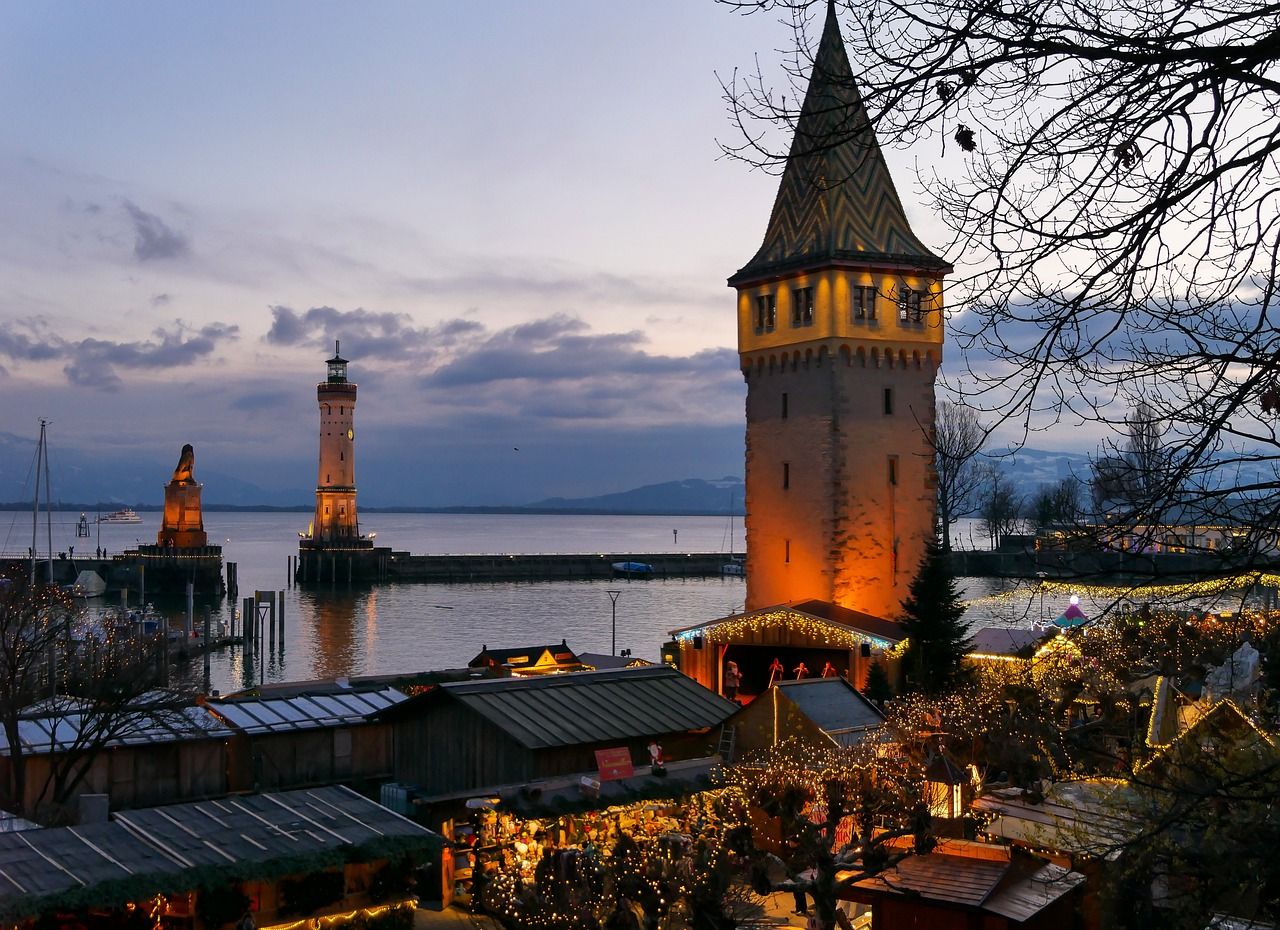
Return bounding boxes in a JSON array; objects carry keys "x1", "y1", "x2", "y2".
[{"x1": 158, "y1": 482, "x2": 207, "y2": 548}]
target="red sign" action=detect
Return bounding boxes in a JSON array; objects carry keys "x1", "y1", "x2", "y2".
[{"x1": 594, "y1": 747, "x2": 635, "y2": 781}]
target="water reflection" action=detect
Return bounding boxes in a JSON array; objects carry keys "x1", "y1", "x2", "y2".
[{"x1": 301, "y1": 589, "x2": 364, "y2": 681}]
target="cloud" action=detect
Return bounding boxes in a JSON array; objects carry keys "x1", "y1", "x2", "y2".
[
  {"x1": 264, "y1": 304, "x2": 482, "y2": 361},
  {"x1": 260, "y1": 304, "x2": 743, "y2": 429},
  {"x1": 0, "y1": 318, "x2": 238, "y2": 390},
  {"x1": 231, "y1": 389, "x2": 292, "y2": 412},
  {"x1": 122, "y1": 200, "x2": 190, "y2": 261}
]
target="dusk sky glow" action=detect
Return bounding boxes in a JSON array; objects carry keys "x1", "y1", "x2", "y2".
[{"x1": 0, "y1": 1, "x2": 964, "y2": 506}]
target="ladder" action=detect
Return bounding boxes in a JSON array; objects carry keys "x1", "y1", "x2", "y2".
[{"x1": 717, "y1": 724, "x2": 736, "y2": 762}]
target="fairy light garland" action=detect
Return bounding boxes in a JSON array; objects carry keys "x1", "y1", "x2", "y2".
[
  {"x1": 257, "y1": 900, "x2": 417, "y2": 930},
  {"x1": 676, "y1": 609, "x2": 898, "y2": 650}
]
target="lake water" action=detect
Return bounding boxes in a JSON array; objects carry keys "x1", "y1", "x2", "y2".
[{"x1": 0, "y1": 510, "x2": 1111, "y2": 694}]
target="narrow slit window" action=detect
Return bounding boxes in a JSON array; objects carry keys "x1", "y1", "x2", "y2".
[
  {"x1": 783, "y1": 462, "x2": 790, "y2": 490},
  {"x1": 781, "y1": 393, "x2": 789, "y2": 419},
  {"x1": 785, "y1": 539, "x2": 791, "y2": 563},
  {"x1": 888, "y1": 456, "x2": 898, "y2": 486},
  {"x1": 883, "y1": 388, "x2": 894, "y2": 416}
]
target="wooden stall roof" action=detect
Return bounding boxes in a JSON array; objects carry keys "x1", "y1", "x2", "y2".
[
  {"x1": 205, "y1": 687, "x2": 406, "y2": 734},
  {"x1": 576, "y1": 652, "x2": 653, "y2": 671},
  {"x1": 0, "y1": 703, "x2": 233, "y2": 756},
  {"x1": 468, "y1": 641, "x2": 580, "y2": 671},
  {"x1": 850, "y1": 848, "x2": 1010, "y2": 907},
  {"x1": 114, "y1": 785, "x2": 429, "y2": 865},
  {"x1": 968, "y1": 627, "x2": 1051, "y2": 658},
  {"x1": 773, "y1": 678, "x2": 885, "y2": 744},
  {"x1": 974, "y1": 781, "x2": 1140, "y2": 859},
  {"x1": 0, "y1": 786, "x2": 438, "y2": 919},
  {"x1": 670, "y1": 599, "x2": 903, "y2": 646},
  {"x1": 375, "y1": 665, "x2": 737, "y2": 750},
  {"x1": 983, "y1": 863, "x2": 1085, "y2": 923},
  {"x1": 845, "y1": 839, "x2": 1084, "y2": 920}
]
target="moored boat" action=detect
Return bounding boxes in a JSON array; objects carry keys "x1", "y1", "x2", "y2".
[{"x1": 611, "y1": 561, "x2": 654, "y2": 578}]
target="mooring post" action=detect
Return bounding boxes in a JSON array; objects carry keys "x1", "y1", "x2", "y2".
[
  {"x1": 277, "y1": 590, "x2": 284, "y2": 643},
  {"x1": 348, "y1": 556, "x2": 353, "y2": 587},
  {"x1": 202, "y1": 607, "x2": 211, "y2": 690}
]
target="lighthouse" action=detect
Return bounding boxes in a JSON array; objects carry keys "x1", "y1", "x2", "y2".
[{"x1": 308, "y1": 342, "x2": 367, "y2": 546}]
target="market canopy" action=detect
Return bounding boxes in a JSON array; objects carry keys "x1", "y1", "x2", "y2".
[{"x1": 669, "y1": 599, "x2": 903, "y2": 650}]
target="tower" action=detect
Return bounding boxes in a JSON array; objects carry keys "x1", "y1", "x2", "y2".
[
  {"x1": 310, "y1": 341, "x2": 363, "y2": 545},
  {"x1": 731, "y1": 4, "x2": 950, "y2": 620}
]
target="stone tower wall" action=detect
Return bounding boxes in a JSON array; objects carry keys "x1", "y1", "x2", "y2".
[{"x1": 313, "y1": 381, "x2": 359, "y2": 542}]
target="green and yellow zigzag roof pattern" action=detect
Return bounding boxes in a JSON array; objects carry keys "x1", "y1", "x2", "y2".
[{"x1": 732, "y1": 3, "x2": 947, "y2": 284}]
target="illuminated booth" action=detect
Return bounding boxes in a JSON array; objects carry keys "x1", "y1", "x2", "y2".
[{"x1": 669, "y1": 599, "x2": 903, "y2": 701}]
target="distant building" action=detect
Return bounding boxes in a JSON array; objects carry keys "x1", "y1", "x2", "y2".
[
  {"x1": 298, "y1": 343, "x2": 394, "y2": 582},
  {"x1": 307, "y1": 341, "x2": 365, "y2": 546},
  {"x1": 730, "y1": 2, "x2": 949, "y2": 621}
]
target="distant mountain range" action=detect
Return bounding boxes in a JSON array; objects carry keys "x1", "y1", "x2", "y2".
[
  {"x1": 526, "y1": 477, "x2": 745, "y2": 515},
  {"x1": 0, "y1": 426, "x2": 1251, "y2": 514}
]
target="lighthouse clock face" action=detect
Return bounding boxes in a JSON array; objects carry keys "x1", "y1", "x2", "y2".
[{"x1": 347, "y1": 428, "x2": 354, "y2": 441}]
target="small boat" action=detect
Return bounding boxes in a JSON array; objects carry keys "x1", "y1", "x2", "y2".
[
  {"x1": 721, "y1": 558, "x2": 745, "y2": 578},
  {"x1": 611, "y1": 561, "x2": 654, "y2": 577},
  {"x1": 99, "y1": 508, "x2": 142, "y2": 524}
]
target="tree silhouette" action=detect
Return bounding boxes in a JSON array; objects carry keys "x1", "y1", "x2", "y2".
[{"x1": 898, "y1": 541, "x2": 972, "y2": 695}]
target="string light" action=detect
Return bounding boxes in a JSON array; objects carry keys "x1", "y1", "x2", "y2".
[
  {"x1": 256, "y1": 900, "x2": 417, "y2": 930},
  {"x1": 675, "y1": 609, "x2": 898, "y2": 650}
]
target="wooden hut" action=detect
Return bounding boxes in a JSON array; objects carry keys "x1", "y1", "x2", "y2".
[
  {"x1": 376, "y1": 665, "x2": 736, "y2": 796},
  {"x1": 204, "y1": 687, "x2": 403, "y2": 792},
  {"x1": 669, "y1": 599, "x2": 903, "y2": 700}
]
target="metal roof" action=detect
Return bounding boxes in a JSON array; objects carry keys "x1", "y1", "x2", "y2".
[
  {"x1": 0, "y1": 786, "x2": 436, "y2": 917},
  {"x1": 0, "y1": 820, "x2": 181, "y2": 900},
  {"x1": 206, "y1": 687, "x2": 406, "y2": 734},
  {"x1": 406, "y1": 666, "x2": 737, "y2": 750},
  {"x1": 0, "y1": 705, "x2": 233, "y2": 757},
  {"x1": 969, "y1": 627, "x2": 1048, "y2": 657},
  {"x1": 113, "y1": 785, "x2": 428, "y2": 868},
  {"x1": 774, "y1": 678, "x2": 884, "y2": 744}
]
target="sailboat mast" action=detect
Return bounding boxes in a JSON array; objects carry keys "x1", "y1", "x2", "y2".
[
  {"x1": 30, "y1": 421, "x2": 41, "y2": 585},
  {"x1": 44, "y1": 423, "x2": 53, "y2": 584}
]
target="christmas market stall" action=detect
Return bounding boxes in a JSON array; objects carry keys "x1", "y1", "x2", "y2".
[
  {"x1": 373, "y1": 666, "x2": 737, "y2": 797},
  {"x1": 726, "y1": 677, "x2": 887, "y2": 757},
  {"x1": 668, "y1": 599, "x2": 904, "y2": 700},
  {"x1": 0, "y1": 786, "x2": 441, "y2": 930}
]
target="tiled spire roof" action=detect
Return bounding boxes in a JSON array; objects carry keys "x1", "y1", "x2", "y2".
[{"x1": 731, "y1": 2, "x2": 947, "y2": 284}]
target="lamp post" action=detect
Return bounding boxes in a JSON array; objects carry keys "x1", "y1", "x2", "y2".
[{"x1": 607, "y1": 590, "x2": 622, "y2": 656}]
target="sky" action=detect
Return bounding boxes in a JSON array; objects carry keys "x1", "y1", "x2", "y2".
[{"x1": 0, "y1": 1, "x2": 973, "y2": 506}]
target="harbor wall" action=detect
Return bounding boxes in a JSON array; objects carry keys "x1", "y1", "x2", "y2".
[{"x1": 382, "y1": 551, "x2": 743, "y2": 583}]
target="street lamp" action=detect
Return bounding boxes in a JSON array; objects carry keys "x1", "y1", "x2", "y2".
[{"x1": 607, "y1": 590, "x2": 622, "y2": 656}]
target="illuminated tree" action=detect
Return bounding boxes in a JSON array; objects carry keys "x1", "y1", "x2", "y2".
[
  {"x1": 723, "y1": 740, "x2": 932, "y2": 930},
  {"x1": 898, "y1": 540, "x2": 972, "y2": 695}
]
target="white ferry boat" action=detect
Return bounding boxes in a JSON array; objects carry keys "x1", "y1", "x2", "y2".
[{"x1": 98, "y1": 508, "x2": 142, "y2": 524}]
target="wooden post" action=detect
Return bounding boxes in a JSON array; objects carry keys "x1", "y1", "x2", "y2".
[
  {"x1": 348, "y1": 556, "x2": 353, "y2": 587},
  {"x1": 277, "y1": 590, "x2": 285, "y2": 648},
  {"x1": 202, "y1": 608, "x2": 211, "y2": 690}
]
